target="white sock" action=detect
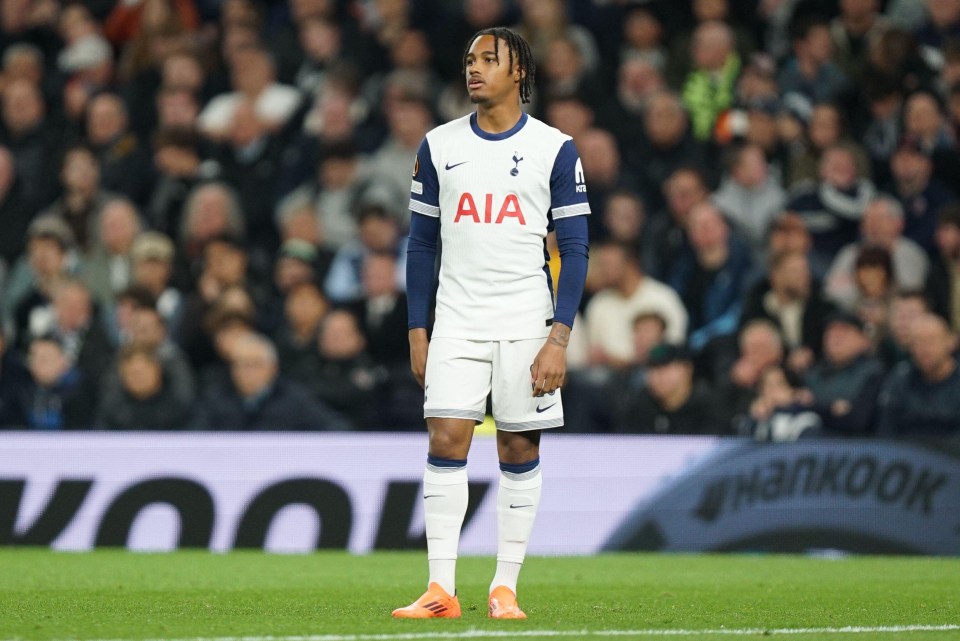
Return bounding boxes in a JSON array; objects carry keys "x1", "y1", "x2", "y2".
[
  {"x1": 423, "y1": 458, "x2": 468, "y2": 595},
  {"x1": 491, "y1": 461, "x2": 542, "y2": 594}
]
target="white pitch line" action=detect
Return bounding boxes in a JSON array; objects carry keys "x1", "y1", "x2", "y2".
[{"x1": 25, "y1": 623, "x2": 960, "y2": 641}]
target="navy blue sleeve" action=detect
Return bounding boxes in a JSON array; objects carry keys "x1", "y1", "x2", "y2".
[
  {"x1": 406, "y1": 212, "x2": 440, "y2": 329},
  {"x1": 553, "y1": 214, "x2": 589, "y2": 328},
  {"x1": 549, "y1": 139, "x2": 591, "y2": 219},
  {"x1": 410, "y1": 137, "x2": 440, "y2": 217}
]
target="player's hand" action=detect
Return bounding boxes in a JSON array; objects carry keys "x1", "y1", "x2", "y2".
[
  {"x1": 530, "y1": 322, "x2": 570, "y2": 397},
  {"x1": 409, "y1": 328, "x2": 429, "y2": 389}
]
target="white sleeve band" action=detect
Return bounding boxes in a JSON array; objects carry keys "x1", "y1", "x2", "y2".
[
  {"x1": 552, "y1": 203, "x2": 591, "y2": 219},
  {"x1": 410, "y1": 199, "x2": 441, "y2": 217}
]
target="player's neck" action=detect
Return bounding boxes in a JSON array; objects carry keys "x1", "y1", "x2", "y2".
[{"x1": 475, "y1": 102, "x2": 523, "y2": 134}]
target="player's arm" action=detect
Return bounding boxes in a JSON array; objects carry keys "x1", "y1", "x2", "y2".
[
  {"x1": 530, "y1": 139, "x2": 590, "y2": 397},
  {"x1": 407, "y1": 137, "x2": 441, "y2": 388}
]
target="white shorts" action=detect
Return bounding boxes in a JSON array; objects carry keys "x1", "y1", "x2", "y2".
[{"x1": 423, "y1": 337, "x2": 563, "y2": 432}]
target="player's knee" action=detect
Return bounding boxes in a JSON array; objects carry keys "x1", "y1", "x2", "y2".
[
  {"x1": 427, "y1": 429, "x2": 471, "y2": 459},
  {"x1": 496, "y1": 431, "x2": 540, "y2": 464}
]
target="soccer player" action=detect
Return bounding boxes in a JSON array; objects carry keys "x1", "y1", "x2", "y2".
[{"x1": 391, "y1": 27, "x2": 590, "y2": 620}]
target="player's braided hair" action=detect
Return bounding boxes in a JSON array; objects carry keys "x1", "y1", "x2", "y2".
[{"x1": 462, "y1": 27, "x2": 536, "y2": 104}]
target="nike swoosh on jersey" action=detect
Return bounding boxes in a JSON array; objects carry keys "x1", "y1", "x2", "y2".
[
  {"x1": 509, "y1": 503, "x2": 534, "y2": 509},
  {"x1": 535, "y1": 403, "x2": 557, "y2": 413},
  {"x1": 445, "y1": 161, "x2": 469, "y2": 170}
]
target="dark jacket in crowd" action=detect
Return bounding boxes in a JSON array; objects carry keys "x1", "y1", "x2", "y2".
[
  {"x1": 0, "y1": 368, "x2": 96, "y2": 430},
  {"x1": 613, "y1": 381, "x2": 725, "y2": 435},
  {"x1": 804, "y1": 353, "x2": 887, "y2": 435},
  {"x1": 96, "y1": 379, "x2": 192, "y2": 430},
  {"x1": 307, "y1": 353, "x2": 385, "y2": 429},
  {"x1": 193, "y1": 376, "x2": 349, "y2": 431},
  {"x1": 669, "y1": 236, "x2": 755, "y2": 350},
  {"x1": 740, "y1": 278, "x2": 837, "y2": 357},
  {"x1": 876, "y1": 361, "x2": 960, "y2": 438}
]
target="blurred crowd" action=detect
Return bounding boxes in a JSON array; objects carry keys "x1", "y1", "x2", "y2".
[{"x1": 0, "y1": 0, "x2": 959, "y2": 439}]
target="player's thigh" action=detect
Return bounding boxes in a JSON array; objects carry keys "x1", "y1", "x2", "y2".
[
  {"x1": 424, "y1": 338, "x2": 492, "y2": 423},
  {"x1": 490, "y1": 338, "x2": 563, "y2": 432}
]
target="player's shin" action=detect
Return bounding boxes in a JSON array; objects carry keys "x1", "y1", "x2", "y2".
[
  {"x1": 491, "y1": 458, "x2": 542, "y2": 593},
  {"x1": 423, "y1": 456, "x2": 468, "y2": 595}
]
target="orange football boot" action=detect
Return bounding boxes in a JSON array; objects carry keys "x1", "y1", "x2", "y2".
[
  {"x1": 488, "y1": 585, "x2": 527, "y2": 619},
  {"x1": 392, "y1": 582, "x2": 461, "y2": 618}
]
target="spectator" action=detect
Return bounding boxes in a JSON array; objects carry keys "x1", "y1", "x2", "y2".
[
  {"x1": 175, "y1": 181, "x2": 246, "y2": 290},
  {"x1": 586, "y1": 310, "x2": 669, "y2": 433},
  {"x1": 902, "y1": 90, "x2": 960, "y2": 187},
  {"x1": 878, "y1": 313, "x2": 960, "y2": 437},
  {"x1": 197, "y1": 44, "x2": 303, "y2": 141},
  {"x1": 40, "y1": 144, "x2": 121, "y2": 253},
  {"x1": 778, "y1": 16, "x2": 848, "y2": 112},
  {"x1": 96, "y1": 344, "x2": 191, "y2": 430},
  {"x1": 4, "y1": 217, "x2": 79, "y2": 349},
  {"x1": 146, "y1": 127, "x2": 214, "y2": 241},
  {"x1": 746, "y1": 365, "x2": 823, "y2": 441},
  {"x1": 613, "y1": 343, "x2": 724, "y2": 435},
  {"x1": 666, "y1": 0, "x2": 754, "y2": 89},
  {"x1": 1, "y1": 335, "x2": 95, "y2": 429},
  {"x1": 916, "y1": 0, "x2": 960, "y2": 51},
  {"x1": 310, "y1": 309, "x2": 384, "y2": 429},
  {"x1": 880, "y1": 290, "x2": 931, "y2": 366},
  {"x1": 126, "y1": 304, "x2": 195, "y2": 404},
  {"x1": 927, "y1": 203, "x2": 960, "y2": 331},
  {"x1": 129, "y1": 232, "x2": 182, "y2": 332},
  {"x1": 194, "y1": 332, "x2": 347, "y2": 430},
  {"x1": 767, "y1": 213, "x2": 815, "y2": 264},
  {"x1": 291, "y1": 16, "x2": 343, "y2": 97},
  {"x1": 324, "y1": 203, "x2": 406, "y2": 304},
  {"x1": 824, "y1": 196, "x2": 929, "y2": 308},
  {"x1": 714, "y1": 319, "x2": 785, "y2": 433},
  {"x1": 829, "y1": 0, "x2": 891, "y2": 80},
  {"x1": 0, "y1": 78, "x2": 60, "y2": 209},
  {"x1": 788, "y1": 143, "x2": 877, "y2": 272},
  {"x1": 861, "y1": 72, "x2": 903, "y2": 186},
  {"x1": 577, "y1": 127, "x2": 633, "y2": 235},
  {"x1": 31, "y1": 279, "x2": 115, "y2": 385},
  {"x1": 85, "y1": 92, "x2": 154, "y2": 205},
  {"x1": 364, "y1": 94, "x2": 434, "y2": 223},
  {"x1": 599, "y1": 190, "x2": 646, "y2": 255},
  {"x1": 276, "y1": 142, "x2": 367, "y2": 250},
  {"x1": 619, "y1": 87, "x2": 700, "y2": 213},
  {"x1": 681, "y1": 21, "x2": 740, "y2": 141},
  {"x1": 585, "y1": 239, "x2": 688, "y2": 367},
  {"x1": 886, "y1": 134, "x2": 956, "y2": 255},
  {"x1": 801, "y1": 312, "x2": 886, "y2": 436},
  {"x1": 275, "y1": 279, "x2": 329, "y2": 379},
  {"x1": 82, "y1": 197, "x2": 142, "y2": 309},
  {"x1": 213, "y1": 99, "x2": 288, "y2": 258},
  {"x1": 351, "y1": 252, "x2": 408, "y2": 367},
  {"x1": 848, "y1": 246, "x2": 896, "y2": 343},
  {"x1": 712, "y1": 143, "x2": 787, "y2": 262},
  {"x1": 786, "y1": 103, "x2": 871, "y2": 190},
  {"x1": 197, "y1": 309, "x2": 255, "y2": 392},
  {"x1": 741, "y1": 249, "x2": 836, "y2": 371},
  {"x1": 642, "y1": 166, "x2": 710, "y2": 281},
  {"x1": 619, "y1": 7, "x2": 666, "y2": 70},
  {"x1": 536, "y1": 34, "x2": 605, "y2": 111},
  {"x1": 669, "y1": 202, "x2": 754, "y2": 351}
]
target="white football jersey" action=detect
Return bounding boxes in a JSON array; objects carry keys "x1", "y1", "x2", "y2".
[{"x1": 410, "y1": 112, "x2": 590, "y2": 341}]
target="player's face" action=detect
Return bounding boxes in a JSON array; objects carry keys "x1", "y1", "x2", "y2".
[{"x1": 465, "y1": 34, "x2": 520, "y2": 105}]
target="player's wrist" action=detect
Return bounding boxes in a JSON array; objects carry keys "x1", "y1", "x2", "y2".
[{"x1": 547, "y1": 322, "x2": 571, "y2": 349}]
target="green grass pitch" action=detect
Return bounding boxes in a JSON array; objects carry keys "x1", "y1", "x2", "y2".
[{"x1": 1, "y1": 550, "x2": 958, "y2": 640}]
